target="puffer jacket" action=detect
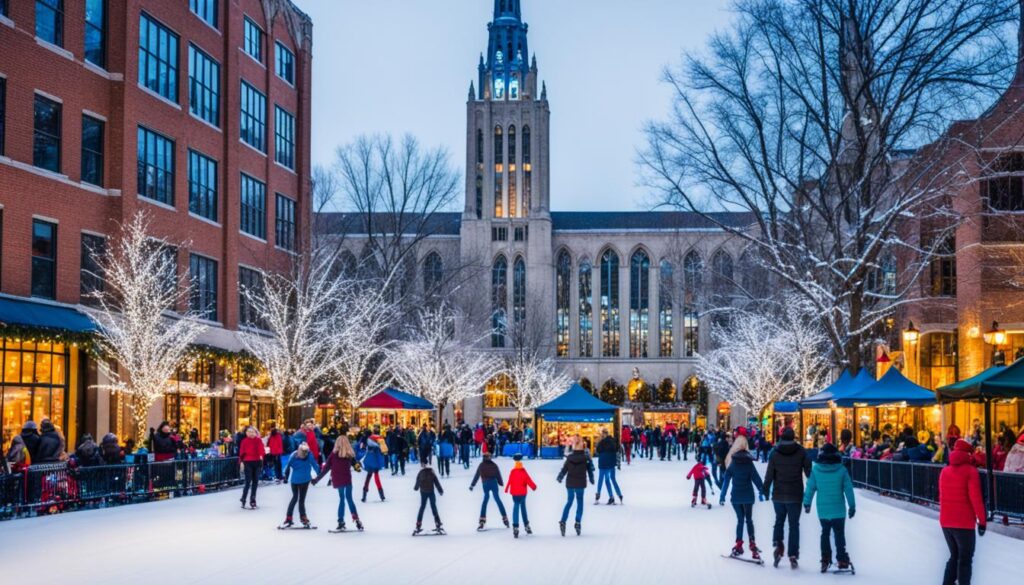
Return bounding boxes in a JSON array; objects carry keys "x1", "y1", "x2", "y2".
[
  {"x1": 284, "y1": 451, "x2": 320, "y2": 484},
  {"x1": 470, "y1": 458, "x2": 503, "y2": 488},
  {"x1": 803, "y1": 451, "x2": 855, "y2": 520},
  {"x1": 719, "y1": 450, "x2": 764, "y2": 505},
  {"x1": 939, "y1": 440, "x2": 986, "y2": 530},
  {"x1": 505, "y1": 464, "x2": 537, "y2": 496},
  {"x1": 1004, "y1": 441, "x2": 1024, "y2": 474},
  {"x1": 35, "y1": 421, "x2": 64, "y2": 463},
  {"x1": 557, "y1": 450, "x2": 595, "y2": 489},
  {"x1": 595, "y1": 436, "x2": 618, "y2": 469},
  {"x1": 762, "y1": 439, "x2": 812, "y2": 503}
]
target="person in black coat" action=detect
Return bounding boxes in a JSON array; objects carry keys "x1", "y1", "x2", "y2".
[
  {"x1": 75, "y1": 434, "x2": 102, "y2": 466},
  {"x1": 100, "y1": 433, "x2": 123, "y2": 465},
  {"x1": 418, "y1": 425, "x2": 436, "y2": 465},
  {"x1": 458, "y1": 424, "x2": 473, "y2": 469},
  {"x1": 556, "y1": 437, "x2": 595, "y2": 536},
  {"x1": 713, "y1": 432, "x2": 731, "y2": 487},
  {"x1": 762, "y1": 427, "x2": 812, "y2": 566},
  {"x1": 20, "y1": 421, "x2": 42, "y2": 463},
  {"x1": 35, "y1": 419, "x2": 64, "y2": 463},
  {"x1": 413, "y1": 461, "x2": 445, "y2": 533}
]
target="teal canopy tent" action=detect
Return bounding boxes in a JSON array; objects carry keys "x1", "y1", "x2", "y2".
[{"x1": 833, "y1": 368, "x2": 936, "y2": 407}]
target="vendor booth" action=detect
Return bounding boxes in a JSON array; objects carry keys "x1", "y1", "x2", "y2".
[
  {"x1": 535, "y1": 383, "x2": 620, "y2": 458},
  {"x1": 357, "y1": 388, "x2": 434, "y2": 430},
  {"x1": 833, "y1": 367, "x2": 937, "y2": 446},
  {"x1": 761, "y1": 401, "x2": 800, "y2": 442},
  {"x1": 799, "y1": 369, "x2": 875, "y2": 448}
]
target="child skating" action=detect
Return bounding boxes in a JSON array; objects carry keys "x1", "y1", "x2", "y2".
[
  {"x1": 279, "y1": 442, "x2": 320, "y2": 529},
  {"x1": 505, "y1": 453, "x2": 537, "y2": 538},
  {"x1": 803, "y1": 443, "x2": 856, "y2": 574},
  {"x1": 719, "y1": 430, "x2": 765, "y2": 564},
  {"x1": 469, "y1": 452, "x2": 509, "y2": 530},
  {"x1": 413, "y1": 461, "x2": 445, "y2": 536},
  {"x1": 686, "y1": 459, "x2": 712, "y2": 509}
]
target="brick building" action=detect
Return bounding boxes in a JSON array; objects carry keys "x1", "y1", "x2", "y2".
[{"x1": 0, "y1": 0, "x2": 312, "y2": 447}]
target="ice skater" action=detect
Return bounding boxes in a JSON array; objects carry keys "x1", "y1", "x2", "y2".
[
  {"x1": 803, "y1": 443, "x2": 856, "y2": 573},
  {"x1": 686, "y1": 459, "x2": 712, "y2": 508},
  {"x1": 413, "y1": 461, "x2": 445, "y2": 535},
  {"x1": 469, "y1": 451, "x2": 509, "y2": 530},
  {"x1": 313, "y1": 436, "x2": 364, "y2": 532},
  {"x1": 361, "y1": 434, "x2": 387, "y2": 502},
  {"x1": 719, "y1": 429, "x2": 764, "y2": 563},
  {"x1": 938, "y1": 439, "x2": 987, "y2": 585},
  {"x1": 595, "y1": 428, "x2": 623, "y2": 504},
  {"x1": 762, "y1": 426, "x2": 812, "y2": 568},
  {"x1": 237, "y1": 426, "x2": 265, "y2": 509},
  {"x1": 279, "y1": 442, "x2": 320, "y2": 529},
  {"x1": 505, "y1": 453, "x2": 536, "y2": 538},
  {"x1": 556, "y1": 436, "x2": 595, "y2": 536}
]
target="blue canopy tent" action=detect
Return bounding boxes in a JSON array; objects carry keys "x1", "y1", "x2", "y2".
[
  {"x1": 534, "y1": 383, "x2": 620, "y2": 458},
  {"x1": 833, "y1": 368, "x2": 936, "y2": 407},
  {"x1": 760, "y1": 401, "x2": 801, "y2": 442},
  {"x1": 798, "y1": 369, "x2": 875, "y2": 448}
]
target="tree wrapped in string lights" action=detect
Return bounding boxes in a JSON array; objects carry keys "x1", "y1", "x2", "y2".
[{"x1": 505, "y1": 357, "x2": 571, "y2": 424}]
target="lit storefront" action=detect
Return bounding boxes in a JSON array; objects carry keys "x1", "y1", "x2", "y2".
[
  {"x1": 483, "y1": 374, "x2": 520, "y2": 425},
  {"x1": 760, "y1": 401, "x2": 800, "y2": 442},
  {"x1": 798, "y1": 369, "x2": 874, "y2": 448},
  {"x1": 357, "y1": 388, "x2": 434, "y2": 430},
  {"x1": 715, "y1": 401, "x2": 731, "y2": 430},
  {"x1": 1, "y1": 340, "x2": 77, "y2": 449},
  {"x1": 534, "y1": 383, "x2": 619, "y2": 456}
]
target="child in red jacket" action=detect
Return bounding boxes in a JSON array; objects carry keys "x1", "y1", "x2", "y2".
[
  {"x1": 504, "y1": 454, "x2": 537, "y2": 538},
  {"x1": 687, "y1": 460, "x2": 712, "y2": 509},
  {"x1": 238, "y1": 426, "x2": 266, "y2": 509}
]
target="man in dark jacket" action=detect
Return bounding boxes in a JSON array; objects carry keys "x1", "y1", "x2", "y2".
[
  {"x1": 35, "y1": 419, "x2": 64, "y2": 463},
  {"x1": 20, "y1": 421, "x2": 42, "y2": 463},
  {"x1": 458, "y1": 424, "x2": 473, "y2": 469},
  {"x1": 418, "y1": 425, "x2": 436, "y2": 465},
  {"x1": 713, "y1": 433, "x2": 731, "y2": 487},
  {"x1": 762, "y1": 427, "x2": 812, "y2": 567},
  {"x1": 595, "y1": 430, "x2": 623, "y2": 505},
  {"x1": 469, "y1": 452, "x2": 508, "y2": 528}
]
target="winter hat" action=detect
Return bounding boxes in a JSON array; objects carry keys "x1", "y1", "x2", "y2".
[
  {"x1": 22, "y1": 421, "x2": 38, "y2": 431},
  {"x1": 917, "y1": 430, "x2": 931, "y2": 445},
  {"x1": 513, "y1": 453, "x2": 523, "y2": 461},
  {"x1": 780, "y1": 427, "x2": 795, "y2": 441},
  {"x1": 735, "y1": 427, "x2": 749, "y2": 438},
  {"x1": 483, "y1": 452, "x2": 492, "y2": 459},
  {"x1": 298, "y1": 442, "x2": 310, "y2": 452}
]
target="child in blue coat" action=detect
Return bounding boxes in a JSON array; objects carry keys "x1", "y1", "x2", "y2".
[
  {"x1": 803, "y1": 443, "x2": 856, "y2": 572},
  {"x1": 280, "y1": 442, "x2": 320, "y2": 528},
  {"x1": 719, "y1": 431, "x2": 764, "y2": 561}
]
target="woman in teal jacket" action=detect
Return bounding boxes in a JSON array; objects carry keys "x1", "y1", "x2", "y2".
[{"x1": 803, "y1": 443, "x2": 856, "y2": 572}]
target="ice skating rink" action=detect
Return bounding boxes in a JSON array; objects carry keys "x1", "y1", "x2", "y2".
[{"x1": 1, "y1": 458, "x2": 1019, "y2": 583}]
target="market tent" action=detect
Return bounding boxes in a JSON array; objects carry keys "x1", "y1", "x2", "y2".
[
  {"x1": 936, "y1": 365, "x2": 1008, "y2": 403},
  {"x1": 359, "y1": 388, "x2": 434, "y2": 410},
  {"x1": 773, "y1": 401, "x2": 800, "y2": 413},
  {"x1": 799, "y1": 369, "x2": 875, "y2": 409},
  {"x1": 833, "y1": 367, "x2": 936, "y2": 407},
  {"x1": 535, "y1": 383, "x2": 618, "y2": 422}
]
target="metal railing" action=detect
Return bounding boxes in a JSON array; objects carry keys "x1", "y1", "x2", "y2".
[
  {"x1": 846, "y1": 458, "x2": 1024, "y2": 523},
  {"x1": 0, "y1": 457, "x2": 241, "y2": 520}
]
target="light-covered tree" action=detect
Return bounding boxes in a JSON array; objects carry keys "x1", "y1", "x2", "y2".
[{"x1": 505, "y1": 357, "x2": 572, "y2": 423}]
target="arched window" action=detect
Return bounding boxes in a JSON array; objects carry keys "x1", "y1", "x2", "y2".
[
  {"x1": 711, "y1": 250, "x2": 734, "y2": 306},
  {"x1": 738, "y1": 249, "x2": 769, "y2": 300},
  {"x1": 491, "y1": 255, "x2": 507, "y2": 348},
  {"x1": 494, "y1": 126, "x2": 504, "y2": 217},
  {"x1": 513, "y1": 256, "x2": 526, "y2": 325},
  {"x1": 659, "y1": 260, "x2": 674, "y2": 357},
  {"x1": 423, "y1": 252, "x2": 443, "y2": 294},
  {"x1": 522, "y1": 125, "x2": 532, "y2": 214},
  {"x1": 683, "y1": 251, "x2": 703, "y2": 357},
  {"x1": 629, "y1": 250, "x2": 650, "y2": 358},
  {"x1": 578, "y1": 259, "x2": 593, "y2": 357},
  {"x1": 600, "y1": 249, "x2": 620, "y2": 357},
  {"x1": 484, "y1": 373, "x2": 516, "y2": 409},
  {"x1": 508, "y1": 125, "x2": 517, "y2": 217},
  {"x1": 556, "y1": 250, "x2": 572, "y2": 357},
  {"x1": 930, "y1": 236, "x2": 956, "y2": 297}
]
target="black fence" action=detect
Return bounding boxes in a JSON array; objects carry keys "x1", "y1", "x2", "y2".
[
  {"x1": 0, "y1": 457, "x2": 241, "y2": 520},
  {"x1": 847, "y1": 458, "x2": 1024, "y2": 523}
]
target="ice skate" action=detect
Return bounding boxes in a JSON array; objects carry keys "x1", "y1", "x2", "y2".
[
  {"x1": 502, "y1": 516, "x2": 510, "y2": 528},
  {"x1": 835, "y1": 559, "x2": 855, "y2": 574},
  {"x1": 378, "y1": 488, "x2": 386, "y2": 501},
  {"x1": 249, "y1": 501, "x2": 257, "y2": 510},
  {"x1": 702, "y1": 498, "x2": 711, "y2": 510},
  {"x1": 477, "y1": 518, "x2": 487, "y2": 531},
  {"x1": 361, "y1": 489, "x2": 368, "y2": 503},
  {"x1": 691, "y1": 496, "x2": 697, "y2": 508},
  {"x1": 412, "y1": 522, "x2": 423, "y2": 536},
  {"x1": 773, "y1": 543, "x2": 785, "y2": 567},
  {"x1": 574, "y1": 521, "x2": 581, "y2": 536},
  {"x1": 594, "y1": 492, "x2": 601, "y2": 504},
  {"x1": 607, "y1": 497, "x2": 616, "y2": 505},
  {"x1": 277, "y1": 517, "x2": 294, "y2": 529},
  {"x1": 353, "y1": 517, "x2": 364, "y2": 531},
  {"x1": 559, "y1": 521, "x2": 566, "y2": 536},
  {"x1": 618, "y1": 496, "x2": 624, "y2": 505},
  {"x1": 820, "y1": 554, "x2": 832, "y2": 574},
  {"x1": 331, "y1": 521, "x2": 346, "y2": 533},
  {"x1": 730, "y1": 539, "x2": 744, "y2": 557},
  {"x1": 513, "y1": 525, "x2": 520, "y2": 538},
  {"x1": 300, "y1": 515, "x2": 311, "y2": 528},
  {"x1": 239, "y1": 497, "x2": 246, "y2": 509},
  {"x1": 750, "y1": 541, "x2": 762, "y2": 563},
  {"x1": 433, "y1": 520, "x2": 446, "y2": 535}
]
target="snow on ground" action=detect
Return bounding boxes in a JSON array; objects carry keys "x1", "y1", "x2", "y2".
[{"x1": 1, "y1": 457, "x2": 1019, "y2": 584}]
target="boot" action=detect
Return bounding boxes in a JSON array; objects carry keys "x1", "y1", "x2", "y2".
[
  {"x1": 434, "y1": 518, "x2": 444, "y2": 533},
  {"x1": 240, "y1": 497, "x2": 246, "y2": 509},
  {"x1": 300, "y1": 515, "x2": 310, "y2": 528},
  {"x1": 336, "y1": 520, "x2": 346, "y2": 532},
  {"x1": 574, "y1": 522, "x2": 581, "y2": 536},
  {"x1": 702, "y1": 498, "x2": 711, "y2": 509},
  {"x1": 750, "y1": 540, "x2": 761, "y2": 562},
  {"x1": 525, "y1": 522, "x2": 532, "y2": 535},
  {"x1": 378, "y1": 488, "x2": 386, "y2": 501},
  {"x1": 773, "y1": 542, "x2": 785, "y2": 567},
  {"x1": 280, "y1": 516, "x2": 294, "y2": 528},
  {"x1": 607, "y1": 497, "x2": 616, "y2": 505},
  {"x1": 478, "y1": 518, "x2": 486, "y2": 531},
  {"x1": 820, "y1": 553, "x2": 832, "y2": 574},
  {"x1": 353, "y1": 516, "x2": 364, "y2": 531},
  {"x1": 691, "y1": 496, "x2": 697, "y2": 508},
  {"x1": 730, "y1": 539, "x2": 744, "y2": 557},
  {"x1": 413, "y1": 522, "x2": 423, "y2": 535},
  {"x1": 837, "y1": 558, "x2": 851, "y2": 571},
  {"x1": 789, "y1": 556, "x2": 799, "y2": 569},
  {"x1": 249, "y1": 500, "x2": 257, "y2": 509},
  {"x1": 502, "y1": 516, "x2": 510, "y2": 528},
  {"x1": 361, "y1": 489, "x2": 368, "y2": 503},
  {"x1": 559, "y1": 521, "x2": 566, "y2": 537},
  {"x1": 513, "y1": 525, "x2": 520, "y2": 539}
]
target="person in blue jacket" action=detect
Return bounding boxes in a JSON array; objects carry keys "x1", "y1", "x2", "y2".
[
  {"x1": 280, "y1": 442, "x2": 320, "y2": 528},
  {"x1": 595, "y1": 429, "x2": 623, "y2": 505},
  {"x1": 803, "y1": 443, "x2": 856, "y2": 573},
  {"x1": 719, "y1": 429, "x2": 765, "y2": 561}
]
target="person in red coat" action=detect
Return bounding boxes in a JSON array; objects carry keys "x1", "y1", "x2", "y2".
[
  {"x1": 268, "y1": 427, "x2": 285, "y2": 481},
  {"x1": 687, "y1": 460, "x2": 712, "y2": 508},
  {"x1": 473, "y1": 425, "x2": 485, "y2": 458},
  {"x1": 939, "y1": 440, "x2": 987, "y2": 585},
  {"x1": 621, "y1": 425, "x2": 633, "y2": 465},
  {"x1": 238, "y1": 426, "x2": 266, "y2": 509},
  {"x1": 504, "y1": 453, "x2": 537, "y2": 538},
  {"x1": 303, "y1": 420, "x2": 321, "y2": 464}
]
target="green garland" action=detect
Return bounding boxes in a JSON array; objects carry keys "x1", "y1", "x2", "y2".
[{"x1": 0, "y1": 323, "x2": 101, "y2": 356}]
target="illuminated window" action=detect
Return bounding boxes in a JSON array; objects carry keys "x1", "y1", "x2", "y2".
[
  {"x1": 629, "y1": 250, "x2": 650, "y2": 358},
  {"x1": 601, "y1": 249, "x2": 620, "y2": 357},
  {"x1": 556, "y1": 250, "x2": 571, "y2": 357},
  {"x1": 659, "y1": 260, "x2": 673, "y2": 357},
  {"x1": 579, "y1": 260, "x2": 593, "y2": 357},
  {"x1": 513, "y1": 257, "x2": 526, "y2": 325},
  {"x1": 492, "y1": 255, "x2": 507, "y2": 348},
  {"x1": 494, "y1": 126, "x2": 504, "y2": 217}
]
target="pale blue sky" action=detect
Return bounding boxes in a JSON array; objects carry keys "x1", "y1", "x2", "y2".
[{"x1": 292, "y1": 0, "x2": 734, "y2": 211}]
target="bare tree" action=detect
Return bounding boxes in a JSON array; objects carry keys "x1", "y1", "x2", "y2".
[{"x1": 642, "y1": 0, "x2": 1019, "y2": 371}]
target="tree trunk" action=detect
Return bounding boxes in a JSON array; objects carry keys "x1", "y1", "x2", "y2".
[{"x1": 130, "y1": 394, "x2": 153, "y2": 444}]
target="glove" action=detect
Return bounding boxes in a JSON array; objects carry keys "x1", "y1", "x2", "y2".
[
  {"x1": 848, "y1": 507, "x2": 856, "y2": 519},
  {"x1": 804, "y1": 504, "x2": 811, "y2": 514},
  {"x1": 719, "y1": 500, "x2": 725, "y2": 507},
  {"x1": 758, "y1": 493, "x2": 765, "y2": 502},
  {"x1": 311, "y1": 479, "x2": 318, "y2": 486},
  {"x1": 978, "y1": 524, "x2": 986, "y2": 537},
  {"x1": 469, "y1": 485, "x2": 474, "y2": 491}
]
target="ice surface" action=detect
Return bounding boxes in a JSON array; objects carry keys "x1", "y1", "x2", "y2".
[{"x1": 1, "y1": 458, "x2": 1019, "y2": 584}]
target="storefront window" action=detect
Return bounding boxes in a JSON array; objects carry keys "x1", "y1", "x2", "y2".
[
  {"x1": 1, "y1": 340, "x2": 69, "y2": 450},
  {"x1": 165, "y1": 393, "x2": 212, "y2": 442},
  {"x1": 920, "y1": 331, "x2": 956, "y2": 390},
  {"x1": 484, "y1": 373, "x2": 515, "y2": 409}
]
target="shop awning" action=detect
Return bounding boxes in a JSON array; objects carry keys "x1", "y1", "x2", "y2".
[
  {"x1": 359, "y1": 388, "x2": 434, "y2": 410},
  {"x1": 773, "y1": 401, "x2": 800, "y2": 413},
  {"x1": 937, "y1": 358, "x2": 1024, "y2": 402},
  {"x1": 833, "y1": 367, "x2": 936, "y2": 407},
  {"x1": 535, "y1": 383, "x2": 619, "y2": 423},
  {"x1": 0, "y1": 295, "x2": 98, "y2": 334},
  {"x1": 799, "y1": 369, "x2": 874, "y2": 409}
]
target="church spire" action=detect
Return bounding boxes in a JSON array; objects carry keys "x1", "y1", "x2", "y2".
[{"x1": 493, "y1": 0, "x2": 522, "y2": 20}]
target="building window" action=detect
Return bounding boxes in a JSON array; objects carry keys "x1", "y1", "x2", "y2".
[
  {"x1": 0, "y1": 78, "x2": 6, "y2": 157},
  {"x1": 138, "y1": 13, "x2": 179, "y2": 102},
  {"x1": 243, "y1": 17, "x2": 264, "y2": 63},
  {"x1": 929, "y1": 235, "x2": 956, "y2": 297},
  {"x1": 137, "y1": 126, "x2": 175, "y2": 205},
  {"x1": 238, "y1": 266, "x2": 265, "y2": 329},
  {"x1": 513, "y1": 256, "x2": 526, "y2": 325},
  {"x1": 188, "y1": 150, "x2": 217, "y2": 222},
  {"x1": 275, "y1": 41, "x2": 295, "y2": 84},
  {"x1": 240, "y1": 174, "x2": 266, "y2": 239},
  {"x1": 189, "y1": 254, "x2": 217, "y2": 321},
  {"x1": 189, "y1": 0, "x2": 217, "y2": 29},
  {"x1": 982, "y1": 153, "x2": 1024, "y2": 211},
  {"x1": 1, "y1": 342, "x2": 71, "y2": 443},
  {"x1": 274, "y1": 106, "x2": 295, "y2": 169},
  {"x1": 508, "y1": 125, "x2": 517, "y2": 217},
  {"x1": 484, "y1": 374, "x2": 516, "y2": 409},
  {"x1": 578, "y1": 260, "x2": 593, "y2": 357},
  {"x1": 601, "y1": 249, "x2": 620, "y2": 357},
  {"x1": 491, "y1": 255, "x2": 507, "y2": 348},
  {"x1": 80, "y1": 233, "x2": 105, "y2": 304},
  {"x1": 423, "y1": 252, "x2": 443, "y2": 294},
  {"x1": 920, "y1": 332, "x2": 957, "y2": 390},
  {"x1": 36, "y1": 0, "x2": 64, "y2": 47},
  {"x1": 629, "y1": 250, "x2": 650, "y2": 358},
  {"x1": 33, "y1": 95, "x2": 62, "y2": 173},
  {"x1": 683, "y1": 251, "x2": 703, "y2": 357},
  {"x1": 240, "y1": 81, "x2": 266, "y2": 152},
  {"x1": 523, "y1": 125, "x2": 531, "y2": 214},
  {"x1": 514, "y1": 226, "x2": 526, "y2": 242},
  {"x1": 275, "y1": 193, "x2": 296, "y2": 251},
  {"x1": 475, "y1": 128, "x2": 484, "y2": 219},
  {"x1": 711, "y1": 250, "x2": 734, "y2": 307},
  {"x1": 868, "y1": 253, "x2": 897, "y2": 297},
  {"x1": 84, "y1": 0, "x2": 105, "y2": 68},
  {"x1": 494, "y1": 126, "x2": 504, "y2": 218},
  {"x1": 0, "y1": 0, "x2": 6, "y2": 17},
  {"x1": 188, "y1": 45, "x2": 220, "y2": 127},
  {"x1": 659, "y1": 259, "x2": 674, "y2": 357},
  {"x1": 155, "y1": 244, "x2": 178, "y2": 297},
  {"x1": 491, "y1": 226, "x2": 507, "y2": 242},
  {"x1": 31, "y1": 220, "x2": 57, "y2": 299},
  {"x1": 556, "y1": 250, "x2": 571, "y2": 357},
  {"x1": 80, "y1": 115, "x2": 104, "y2": 187}
]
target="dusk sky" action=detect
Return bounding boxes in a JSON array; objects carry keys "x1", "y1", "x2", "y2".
[{"x1": 292, "y1": 0, "x2": 734, "y2": 211}]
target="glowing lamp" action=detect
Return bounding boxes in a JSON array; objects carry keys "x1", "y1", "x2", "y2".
[
  {"x1": 902, "y1": 321, "x2": 920, "y2": 344},
  {"x1": 983, "y1": 321, "x2": 1006, "y2": 346}
]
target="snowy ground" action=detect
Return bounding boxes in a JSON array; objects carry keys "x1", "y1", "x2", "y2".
[{"x1": 1, "y1": 457, "x2": 1020, "y2": 584}]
